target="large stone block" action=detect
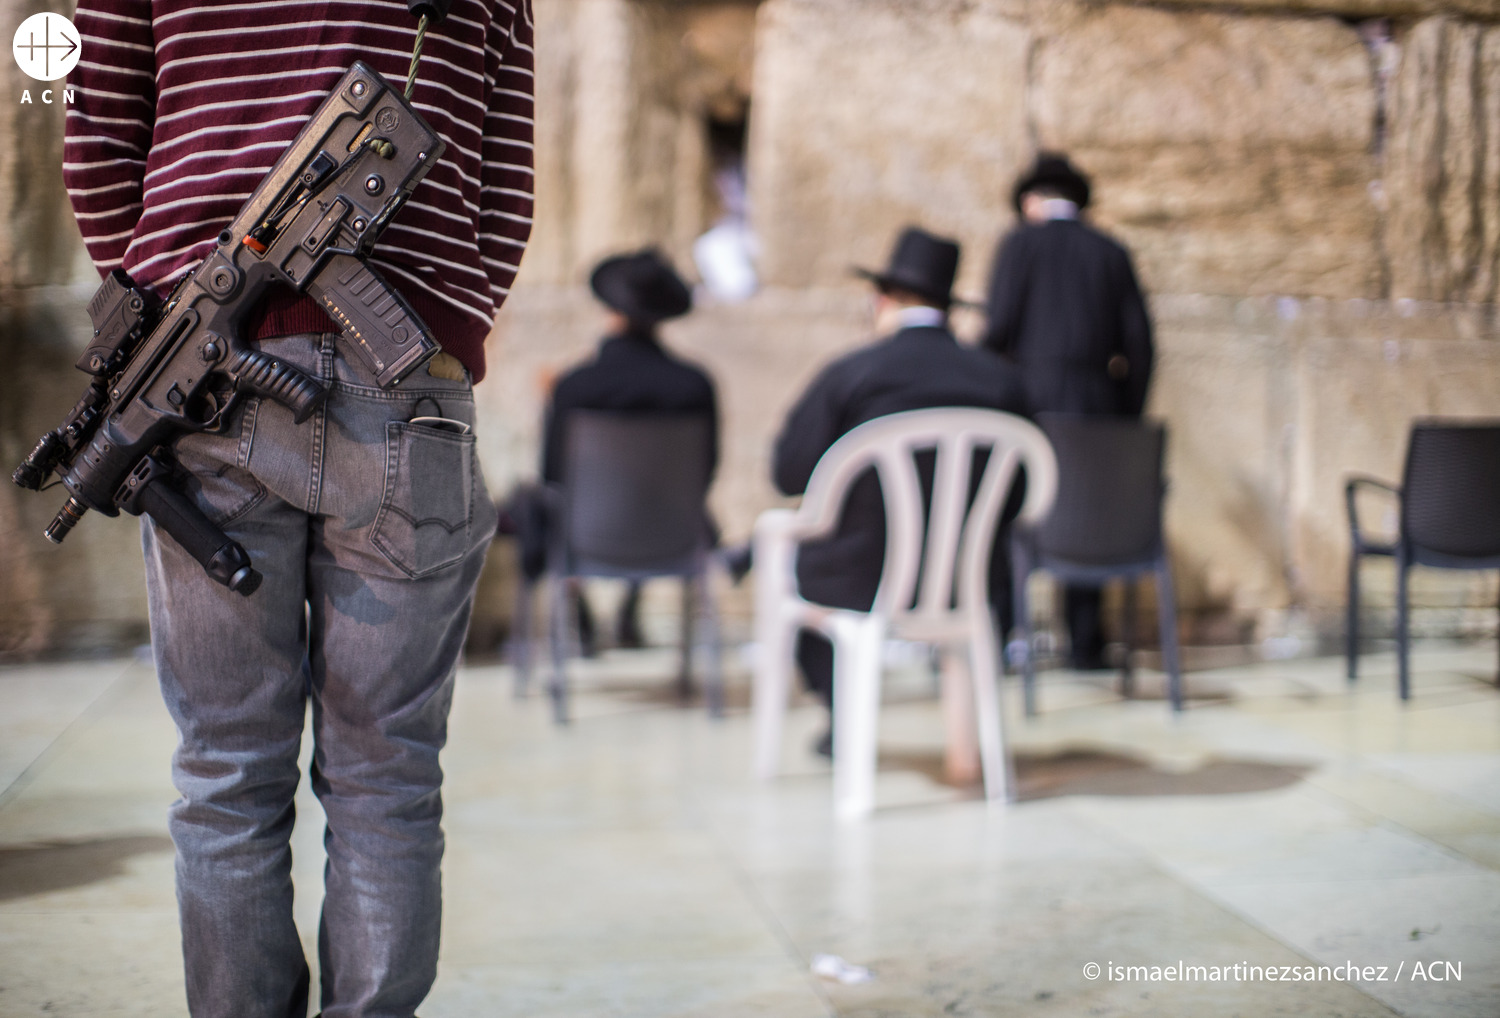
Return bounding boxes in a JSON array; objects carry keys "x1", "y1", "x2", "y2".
[
  {"x1": 0, "y1": 0, "x2": 80, "y2": 291},
  {"x1": 1033, "y1": 5, "x2": 1381, "y2": 299},
  {"x1": 1284, "y1": 303, "x2": 1500, "y2": 636},
  {"x1": 1386, "y1": 16, "x2": 1500, "y2": 303},
  {"x1": 1148, "y1": 0, "x2": 1500, "y2": 21},
  {"x1": 523, "y1": 0, "x2": 759, "y2": 288},
  {"x1": 480, "y1": 281, "x2": 1500, "y2": 648},
  {"x1": 749, "y1": 0, "x2": 1032, "y2": 298},
  {"x1": 1145, "y1": 297, "x2": 1294, "y2": 637},
  {"x1": 0, "y1": 287, "x2": 150, "y2": 659}
]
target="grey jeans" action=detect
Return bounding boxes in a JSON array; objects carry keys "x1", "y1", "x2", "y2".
[{"x1": 142, "y1": 332, "x2": 496, "y2": 1018}]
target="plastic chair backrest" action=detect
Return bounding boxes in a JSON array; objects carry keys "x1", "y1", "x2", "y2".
[
  {"x1": 562, "y1": 410, "x2": 713, "y2": 573},
  {"x1": 1402, "y1": 420, "x2": 1500, "y2": 558},
  {"x1": 795, "y1": 408, "x2": 1057, "y2": 626},
  {"x1": 1035, "y1": 414, "x2": 1167, "y2": 566}
]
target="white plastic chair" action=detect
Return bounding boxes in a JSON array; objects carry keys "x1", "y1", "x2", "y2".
[{"x1": 751, "y1": 408, "x2": 1058, "y2": 817}]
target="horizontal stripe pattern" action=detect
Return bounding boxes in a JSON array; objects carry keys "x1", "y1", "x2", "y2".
[{"x1": 64, "y1": 0, "x2": 534, "y2": 382}]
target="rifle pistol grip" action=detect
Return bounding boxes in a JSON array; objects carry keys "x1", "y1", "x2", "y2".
[{"x1": 229, "y1": 349, "x2": 327, "y2": 423}]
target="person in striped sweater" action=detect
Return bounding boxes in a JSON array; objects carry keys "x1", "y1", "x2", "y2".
[{"x1": 62, "y1": 2, "x2": 533, "y2": 1015}]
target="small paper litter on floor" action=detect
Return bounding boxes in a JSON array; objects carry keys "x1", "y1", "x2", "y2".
[{"x1": 810, "y1": 953, "x2": 874, "y2": 985}]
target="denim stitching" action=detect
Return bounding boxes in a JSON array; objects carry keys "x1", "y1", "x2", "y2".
[
  {"x1": 306, "y1": 335, "x2": 337, "y2": 515},
  {"x1": 369, "y1": 423, "x2": 414, "y2": 579},
  {"x1": 369, "y1": 422, "x2": 476, "y2": 579},
  {"x1": 331, "y1": 381, "x2": 478, "y2": 403}
]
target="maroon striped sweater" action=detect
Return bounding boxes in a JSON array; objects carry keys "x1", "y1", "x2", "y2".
[{"x1": 64, "y1": 0, "x2": 534, "y2": 382}]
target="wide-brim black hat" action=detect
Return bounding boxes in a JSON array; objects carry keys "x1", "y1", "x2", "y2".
[
  {"x1": 853, "y1": 227, "x2": 963, "y2": 309},
  {"x1": 589, "y1": 248, "x2": 693, "y2": 325},
  {"x1": 1011, "y1": 152, "x2": 1092, "y2": 213}
]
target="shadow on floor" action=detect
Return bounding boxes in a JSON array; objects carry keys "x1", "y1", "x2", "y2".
[
  {"x1": 0, "y1": 834, "x2": 174, "y2": 902},
  {"x1": 880, "y1": 747, "x2": 1313, "y2": 801}
]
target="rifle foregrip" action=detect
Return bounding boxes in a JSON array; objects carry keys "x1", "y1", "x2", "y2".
[
  {"x1": 229, "y1": 349, "x2": 326, "y2": 423},
  {"x1": 135, "y1": 478, "x2": 261, "y2": 596}
]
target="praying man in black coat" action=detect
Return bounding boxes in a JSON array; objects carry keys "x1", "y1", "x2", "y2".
[
  {"x1": 772, "y1": 227, "x2": 1030, "y2": 755},
  {"x1": 981, "y1": 153, "x2": 1155, "y2": 670},
  {"x1": 536, "y1": 249, "x2": 718, "y2": 648}
]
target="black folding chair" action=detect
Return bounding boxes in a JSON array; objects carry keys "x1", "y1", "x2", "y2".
[
  {"x1": 1011, "y1": 414, "x2": 1182, "y2": 715},
  {"x1": 1346, "y1": 420, "x2": 1500, "y2": 699},
  {"x1": 531, "y1": 410, "x2": 723, "y2": 723}
]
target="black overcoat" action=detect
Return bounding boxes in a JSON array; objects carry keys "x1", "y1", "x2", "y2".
[
  {"x1": 772, "y1": 325, "x2": 1031, "y2": 612},
  {"x1": 542, "y1": 329, "x2": 719, "y2": 484},
  {"x1": 981, "y1": 220, "x2": 1154, "y2": 416}
]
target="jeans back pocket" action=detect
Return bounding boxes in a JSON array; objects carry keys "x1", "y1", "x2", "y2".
[{"x1": 371, "y1": 420, "x2": 477, "y2": 578}]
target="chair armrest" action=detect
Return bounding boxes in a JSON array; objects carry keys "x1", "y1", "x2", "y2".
[
  {"x1": 1345, "y1": 475, "x2": 1400, "y2": 496},
  {"x1": 752, "y1": 509, "x2": 801, "y2": 585},
  {"x1": 1345, "y1": 475, "x2": 1400, "y2": 547}
]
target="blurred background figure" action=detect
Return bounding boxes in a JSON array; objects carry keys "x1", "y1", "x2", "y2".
[
  {"x1": 982, "y1": 153, "x2": 1155, "y2": 671},
  {"x1": 539, "y1": 248, "x2": 720, "y2": 651},
  {"x1": 693, "y1": 134, "x2": 759, "y2": 303},
  {"x1": 771, "y1": 227, "x2": 1030, "y2": 756}
]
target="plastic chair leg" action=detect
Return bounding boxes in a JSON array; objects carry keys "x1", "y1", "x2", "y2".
[
  {"x1": 1011, "y1": 545, "x2": 1038, "y2": 717},
  {"x1": 1121, "y1": 578, "x2": 1137, "y2": 698},
  {"x1": 751, "y1": 613, "x2": 796, "y2": 780},
  {"x1": 832, "y1": 615, "x2": 885, "y2": 820},
  {"x1": 1397, "y1": 550, "x2": 1412, "y2": 701},
  {"x1": 511, "y1": 575, "x2": 534, "y2": 699},
  {"x1": 1347, "y1": 550, "x2": 1361, "y2": 681},
  {"x1": 939, "y1": 647, "x2": 981, "y2": 787},
  {"x1": 678, "y1": 578, "x2": 695, "y2": 701},
  {"x1": 547, "y1": 574, "x2": 570, "y2": 724},
  {"x1": 696, "y1": 565, "x2": 725, "y2": 717},
  {"x1": 1156, "y1": 558, "x2": 1184, "y2": 712},
  {"x1": 968, "y1": 619, "x2": 1013, "y2": 803}
]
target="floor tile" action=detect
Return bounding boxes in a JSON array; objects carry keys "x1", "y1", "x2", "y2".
[{"x1": 2, "y1": 643, "x2": 1498, "y2": 1015}]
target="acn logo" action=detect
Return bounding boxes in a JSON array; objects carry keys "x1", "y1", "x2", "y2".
[{"x1": 14, "y1": 12, "x2": 81, "y2": 82}]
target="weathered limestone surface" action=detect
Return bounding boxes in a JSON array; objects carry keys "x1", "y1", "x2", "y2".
[
  {"x1": 0, "y1": 0, "x2": 145, "y2": 657},
  {"x1": 527, "y1": 0, "x2": 759, "y2": 286},
  {"x1": 750, "y1": 1, "x2": 1382, "y2": 300},
  {"x1": 1, "y1": 287, "x2": 152, "y2": 656},
  {"x1": 7, "y1": 0, "x2": 1500, "y2": 656},
  {"x1": 750, "y1": 0, "x2": 1033, "y2": 299},
  {"x1": 480, "y1": 286, "x2": 1500, "y2": 645},
  {"x1": 0, "y1": 0, "x2": 78, "y2": 291},
  {"x1": 1143, "y1": 298, "x2": 1293, "y2": 639},
  {"x1": 1150, "y1": 0, "x2": 1500, "y2": 19},
  {"x1": 1286, "y1": 302, "x2": 1500, "y2": 624},
  {"x1": 1033, "y1": 5, "x2": 1382, "y2": 299},
  {"x1": 1387, "y1": 16, "x2": 1500, "y2": 302}
]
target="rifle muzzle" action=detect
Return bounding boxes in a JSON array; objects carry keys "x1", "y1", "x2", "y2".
[{"x1": 44, "y1": 496, "x2": 89, "y2": 545}]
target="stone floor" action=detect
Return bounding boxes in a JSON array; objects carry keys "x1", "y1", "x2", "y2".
[{"x1": 1, "y1": 641, "x2": 1498, "y2": 1017}]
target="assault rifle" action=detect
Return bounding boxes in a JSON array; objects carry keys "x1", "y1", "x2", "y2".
[{"x1": 13, "y1": 62, "x2": 446, "y2": 595}]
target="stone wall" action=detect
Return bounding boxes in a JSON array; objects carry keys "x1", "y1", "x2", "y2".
[
  {"x1": 1, "y1": 0, "x2": 152, "y2": 658},
  {"x1": 4, "y1": 0, "x2": 1499, "y2": 659},
  {"x1": 502, "y1": 0, "x2": 1500, "y2": 647},
  {"x1": 1387, "y1": 15, "x2": 1500, "y2": 302},
  {"x1": 525, "y1": 0, "x2": 757, "y2": 286}
]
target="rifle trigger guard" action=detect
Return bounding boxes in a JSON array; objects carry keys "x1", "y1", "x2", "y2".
[{"x1": 201, "y1": 389, "x2": 243, "y2": 434}]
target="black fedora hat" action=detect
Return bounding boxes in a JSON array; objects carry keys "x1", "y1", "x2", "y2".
[
  {"x1": 1011, "y1": 152, "x2": 1092, "y2": 213},
  {"x1": 589, "y1": 248, "x2": 693, "y2": 325},
  {"x1": 853, "y1": 227, "x2": 962, "y2": 309}
]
